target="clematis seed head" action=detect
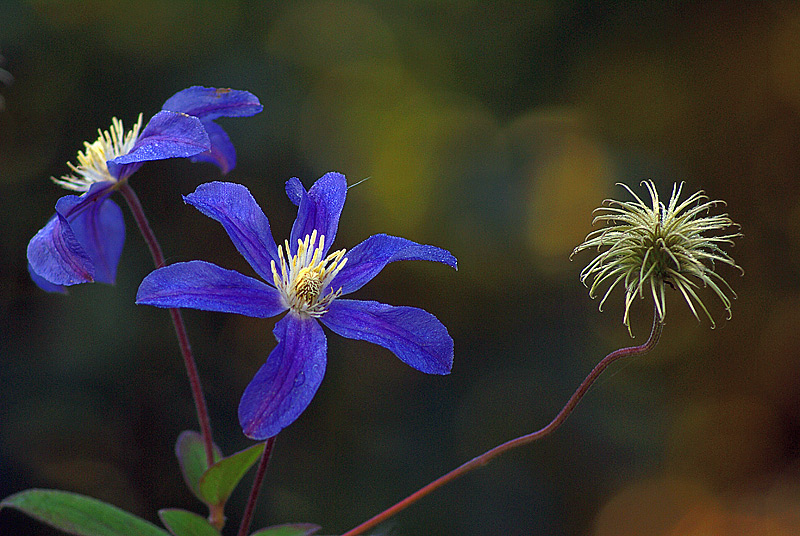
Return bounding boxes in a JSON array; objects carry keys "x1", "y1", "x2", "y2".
[{"x1": 571, "y1": 180, "x2": 742, "y2": 336}]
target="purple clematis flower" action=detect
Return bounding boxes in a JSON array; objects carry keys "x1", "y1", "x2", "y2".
[
  {"x1": 27, "y1": 86, "x2": 263, "y2": 293},
  {"x1": 136, "y1": 173, "x2": 456, "y2": 439}
]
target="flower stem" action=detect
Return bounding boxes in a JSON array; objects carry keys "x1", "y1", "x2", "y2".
[
  {"x1": 119, "y1": 183, "x2": 216, "y2": 469},
  {"x1": 340, "y1": 310, "x2": 664, "y2": 536},
  {"x1": 237, "y1": 437, "x2": 277, "y2": 536}
]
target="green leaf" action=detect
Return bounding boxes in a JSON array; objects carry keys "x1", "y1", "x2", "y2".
[
  {"x1": 0, "y1": 489, "x2": 170, "y2": 536},
  {"x1": 175, "y1": 431, "x2": 223, "y2": 503},
  {"x1": 158, "y1": 509, "x2": 220, "y2": 536},
  {"x1": 198, "y1": 442, "x2": 265, "y2": 507},
  {"x1": 249, "y1": 523, "x2": 320, "y2": 536}
]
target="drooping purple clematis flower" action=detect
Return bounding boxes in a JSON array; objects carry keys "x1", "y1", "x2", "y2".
[
  {"x1": 27, "y1": 86, "x2": 263, "y2": 293},
  {"x1": 136, "y1": 173, "x2": 456, "y2": 439}
]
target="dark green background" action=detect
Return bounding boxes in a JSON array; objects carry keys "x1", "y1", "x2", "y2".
[{"x1": 2, "y1": 2, "x2": 796, "y2": 535}]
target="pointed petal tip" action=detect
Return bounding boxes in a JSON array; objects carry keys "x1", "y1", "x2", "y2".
[
  {"x1": 321, "y1": 300, "x2": 454, "y2": 376},
  {"x1": 422, "y1": 353, "x2": 453, "y2": 376},
  {"x1": 238, "y1": 315, "x2": 327, "y2": 440},
  {"x1": 438, "y1": 352, "x2": 455, "y2": 375},
  {"x1": 330, "y1": 234, "x2": 457, "y2": 295},
  {"x1": 446, "y1": 253, "x2": 458, "y2": 270}
]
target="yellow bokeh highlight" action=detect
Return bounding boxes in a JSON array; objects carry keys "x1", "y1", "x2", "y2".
[
  {"x1": 594, "y1": 476, "x2": 715, "y2": 536},
  {"x1": 595, "y1": 474, "x2": 800, "y2": 536},
  {"x1": 268, "y1": 0, "x2": 498, "y2": 234},
  {"x1": 296, "y1": 58, "x2": 492, "y2": 234},
  {"x1": 510, "y1": 109, "x2": 612, "y2": 275}
]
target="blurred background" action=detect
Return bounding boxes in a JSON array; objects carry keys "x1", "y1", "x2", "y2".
[{"x1": 1, "y1": 1, "x2": 798, "y2": 535}]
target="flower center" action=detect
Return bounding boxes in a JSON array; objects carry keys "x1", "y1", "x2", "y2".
[
  {"x1": 271, "y1": 230, "x2": 347, "y2": 318},
  {"x1": 52, "y1": 114, "x2": 144, "y2": 192}
]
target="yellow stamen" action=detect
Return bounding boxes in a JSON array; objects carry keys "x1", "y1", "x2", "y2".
[
  {"x1": 52, "y1": 114, "x2": 144, "y2": 192},
  {"x1": 271, "y1": 230, "x2": 348, "y2": 318}
]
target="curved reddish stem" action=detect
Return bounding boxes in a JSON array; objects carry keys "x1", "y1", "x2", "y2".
[
  {"x1": 119, "y1": 183, "x2": 216, "y2": 469},
  {"x1": 341, "y1": 311, "x2": 663, "y2": 536}
]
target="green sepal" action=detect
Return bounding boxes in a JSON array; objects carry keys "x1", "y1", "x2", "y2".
[
  {"x1": 175, "y1": 431, "x2": 223, "y2": 503},
  {"x1": 0, "y1": 489, "x2": 170, "y2": 536},
  {"x1": 249, "y1": 523, "x2": 320, "y2": 536},
  {"x1": 198, "y1": 442, "x2": 265, "y2": 507},
  {"x1": 158, "y1": 508, "x2": 221, "y2": 536}
]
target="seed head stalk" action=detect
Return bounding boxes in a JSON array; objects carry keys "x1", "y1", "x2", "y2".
[{"x1": 341, "y1": 308, "x2": 663, "y2": 536}]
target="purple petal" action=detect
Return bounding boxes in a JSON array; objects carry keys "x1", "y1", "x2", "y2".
[
  {"x1": 331, "y1": 234, "x2": 457, "y2": 295},
  {"x1": 290, "y1": 172, "x2": 347, "y2": 256},
  {"x1": 106, "y1": 160, "x2": 144, "y2": 182},
  {"x1": 55, "y1": 180, "x2": 116, "y2": 221},
  {"x1": 28, "y1": 263, "x2": 67, "y2": 293},
  {"x1": 67, "y1": 196, "x2": 125, "y2": 284},
  {"x1": 111, "y1": 111, "x2": 210, "y2": 166},
  {"x1": 136, "y1": 261, "x2": 286, "y2": 318},
  {"x1": 284, "y1": 177, "x2": 304, "y2": 206},
  {"x1": 184, "y1": 182, "x2": 279, "y2": 281},
  {"x1": 26, "y1": 183, "x2": 119, "y2": 288},
  {"x1": 161, "y1": 86, "x2": 263, "y2": 121},
  {"x1": 27, "y1": 213, "x2": 93, "y2": 286},
  {"x1": 238, "y1": 314, "x2": 327, "y2": 439},
  {"x1": 188, "y1": 121, "x2": 236, "y2": 174},
  {"x1": 320, "y1": 300, "x2": 453, "y2": 375}
]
